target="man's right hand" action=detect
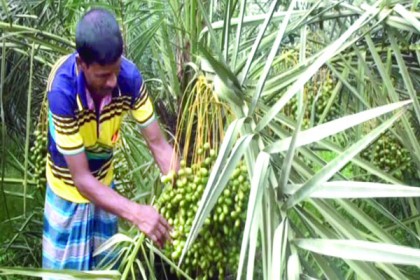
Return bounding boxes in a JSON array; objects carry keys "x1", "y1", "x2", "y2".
[
  {"x1": 129, "y1": 203, "x2": 172, "y2": 248},
  {"x1": 65, "y1": 152, "x2": 172, "y2": 248}
]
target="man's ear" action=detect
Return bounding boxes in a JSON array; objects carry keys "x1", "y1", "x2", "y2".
[{"x1": 76, "y1": 54, "x2": 87, "y2": 71}]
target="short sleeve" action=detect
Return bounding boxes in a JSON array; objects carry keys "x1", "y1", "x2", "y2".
[
  {"x1": 130, "y1": 68, "x2": 156, "y2": 128},
  {"x1": 48, "y1": 89, "x2": 84, "y2": 155}
]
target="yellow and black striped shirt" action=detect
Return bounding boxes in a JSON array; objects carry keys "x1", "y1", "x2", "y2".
[{"x1": 46, "y1": 53, "x2": 155, "y2": 203}]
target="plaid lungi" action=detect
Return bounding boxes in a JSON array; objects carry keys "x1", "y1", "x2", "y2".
[{"x1": 42, "y1": 185, "x2": 118, "y2": 270}]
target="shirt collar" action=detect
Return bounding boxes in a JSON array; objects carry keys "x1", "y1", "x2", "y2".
[{"x1": 85, "y1": 87, "x2": 112, "y2": 112}]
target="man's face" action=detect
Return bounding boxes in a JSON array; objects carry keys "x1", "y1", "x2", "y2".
[{"x1": 77, "y1": 56, "x2": 121, "y2": 97}]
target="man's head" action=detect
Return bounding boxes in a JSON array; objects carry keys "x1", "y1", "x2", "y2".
[{"x1": 76, "y1": 8, "x2": 123, "y2": 96}]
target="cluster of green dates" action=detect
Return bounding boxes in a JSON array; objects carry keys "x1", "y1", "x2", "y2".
[
  {"x1": 157, "y1": 144, "x2": 250, "y2": 279},
  {"x1": 361, "y1": 133, "x2": 414, "y2": 180},
  {"x1": 30, "y1": 125, "x2": 47, "y2": 189},
  {"x1": 286, "y1": 74, "x2": 339, "y2": 128}
]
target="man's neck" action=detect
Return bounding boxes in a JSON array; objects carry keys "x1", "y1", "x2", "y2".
[{"x1": 86, "y1": 85, "x2": 103, "y2": 103}]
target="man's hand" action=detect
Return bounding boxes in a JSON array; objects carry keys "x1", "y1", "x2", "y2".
[
  {"x1": 129, "y1": 203, "x2": 172, "y2": 248},
  {"x1": 64, "y1": 152, "x2": 172, "y2": 248}
]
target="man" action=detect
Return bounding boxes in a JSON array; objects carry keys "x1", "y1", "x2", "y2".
[{"x1": 43, "y1": 8, "x2": 176, "y2": 270}]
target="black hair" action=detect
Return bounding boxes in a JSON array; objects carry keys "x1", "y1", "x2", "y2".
[{"x1": 76, "y1": 8, "x2": 123, "y2": 65}]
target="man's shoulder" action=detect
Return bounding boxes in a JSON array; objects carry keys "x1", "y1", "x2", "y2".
[
  {"x1": 48, "y1": 53, "x2": 77, "y2": 94},
  {"x1": 118, "y1": 57, "x2": 144, "y2": 93},
  {"x1": 119, "y1": 57, "x2": 141, "y2": 78}
]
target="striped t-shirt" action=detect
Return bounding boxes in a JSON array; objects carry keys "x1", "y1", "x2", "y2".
[{"x1": 46, "y1": 53, "x2": 155, "y2": 203}]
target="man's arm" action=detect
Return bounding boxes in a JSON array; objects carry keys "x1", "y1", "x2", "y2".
[
  {"x1": 64, "y1": 152, "x2": 170, "y2": 248},
  {"x1": 141, "y1": 121, "x2": 179, "y2": 175}
]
